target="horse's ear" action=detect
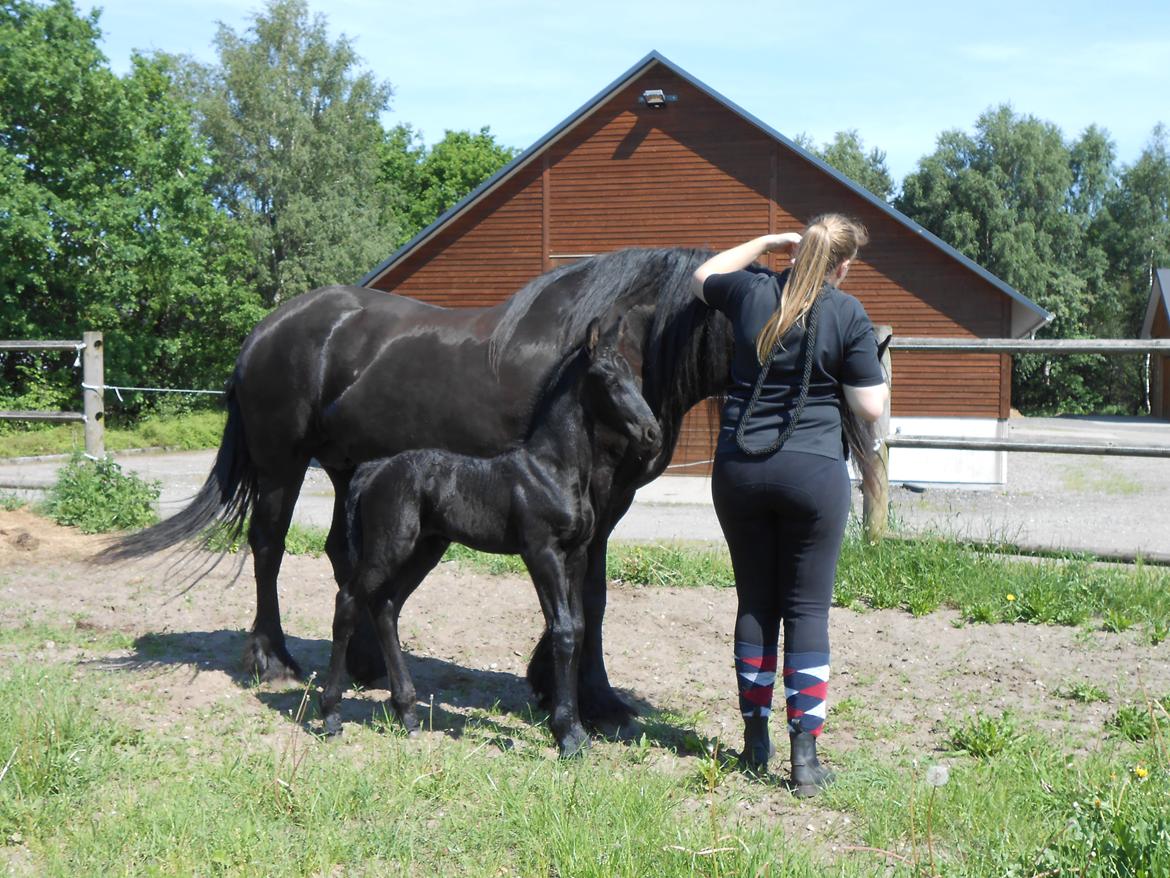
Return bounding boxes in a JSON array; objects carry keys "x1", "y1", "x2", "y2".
[
  {"x1": 586, "y1": 319, "x2": 601, "y2": 355},
  {"x1": 876, "y1": 330, "x2": 892, "y2": 359}
]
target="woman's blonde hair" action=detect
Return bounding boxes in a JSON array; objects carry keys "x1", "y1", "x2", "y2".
[{"x1": 755, "y1": 213, "x2": 869, "y2": 363}]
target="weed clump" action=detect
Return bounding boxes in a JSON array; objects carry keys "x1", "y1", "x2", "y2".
[{"x1": 44, "y1": 454, "x2": 159, "y2": 533}]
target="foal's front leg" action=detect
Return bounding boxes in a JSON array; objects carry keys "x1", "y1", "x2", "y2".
[
  {"x1": 525, "y1": 545, "x2": 588, "y2": 757},
  {"x1": 320, "y1": 579, "x2": 364, "y2": 736}
]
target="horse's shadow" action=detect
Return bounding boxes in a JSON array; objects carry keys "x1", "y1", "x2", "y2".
[{"x1": 98, "y1": 629, "x2": 705, "y2": 754}]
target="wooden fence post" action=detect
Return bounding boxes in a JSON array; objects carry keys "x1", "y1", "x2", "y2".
[
  {"x1": 862, "y1": 326, "x2": 892, "y2": 542},
  {"x1": 82, "y1": 331, "x2": 104, "y2": 458}
]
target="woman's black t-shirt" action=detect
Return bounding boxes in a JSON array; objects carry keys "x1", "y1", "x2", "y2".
[{"x1": 703, "y1": 267, "x2": 884, "y2": 460}]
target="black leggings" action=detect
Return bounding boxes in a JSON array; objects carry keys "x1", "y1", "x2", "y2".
[{"x1": 711, "y1": 450, "x2": 851, "y2": 655}]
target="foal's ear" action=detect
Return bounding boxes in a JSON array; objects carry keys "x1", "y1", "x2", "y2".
[
  {"x1": 585, "y1": 319, "x2": 601, "y2": 355},
  {"x1": 876, "y1": 330, "x2": 892, "y2": 359}
]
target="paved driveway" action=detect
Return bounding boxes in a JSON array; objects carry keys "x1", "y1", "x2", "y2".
[{"x1": 2, "y1": 415, "x2": 1167, "y2": 558}]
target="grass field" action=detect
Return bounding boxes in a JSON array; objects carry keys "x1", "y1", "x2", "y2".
[
  {"x1": 0, "y1": 412, "x2": 227, "y2": 459},
  {"x1": 2, "y1": 522, "x2": 1169, "y2": 875},
  {"x1": 0, "y1": 620, "x2": 1166, "y2": 876}
]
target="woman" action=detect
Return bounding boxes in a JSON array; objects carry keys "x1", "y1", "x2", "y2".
[{"x1": 691, "y1": 214, "x2": 887, "y2": 796}]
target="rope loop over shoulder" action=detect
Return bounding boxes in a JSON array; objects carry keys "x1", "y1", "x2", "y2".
[{"x1": 734, "y1": 292, "x2": 824, "y2": 457}]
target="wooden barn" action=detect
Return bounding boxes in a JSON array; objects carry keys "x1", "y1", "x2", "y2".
[
  {"x1": 1141, "y1": 268, "x2": 1170, "y2": 419},
  {"x1": 361, "y1": 52, "x2": 1051, "y2": 484}
]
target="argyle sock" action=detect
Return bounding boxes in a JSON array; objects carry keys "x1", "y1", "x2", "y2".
[
  {"x1": 735, "y1": 641, "x2": 777, "y2": 718},
  {"x1": 784, "y1": 651, "x2": 830, "y2": 736}
]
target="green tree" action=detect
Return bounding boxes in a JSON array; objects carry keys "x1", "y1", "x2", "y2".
[
  {"x1": 795, "y1": 130, "x2": 895, "y2": 201},
  {"x1": 177, "y1": 0, "x2": 397, "y2": 306},
  {"x1": 0, "y1": 0, "x2": 262, "y2": 415},
  {"x1": 381, "y1": 124, "x2": 518, "y2": 245},
  {"x1": 896, "y1": 106, "x2": 1117, "y2": 413},
  {"x1": 1088, "y1": 126, "x2": 1170, "y2": 412}
]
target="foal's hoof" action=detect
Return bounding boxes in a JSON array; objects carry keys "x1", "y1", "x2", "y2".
[{"x1": 323, "y1": 713, "x2": 344, "y2": 737}]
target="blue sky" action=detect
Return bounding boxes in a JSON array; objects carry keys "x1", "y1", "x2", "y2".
[{"x1": 93, "y1": 0, "x2": 1170, "y2": 184}]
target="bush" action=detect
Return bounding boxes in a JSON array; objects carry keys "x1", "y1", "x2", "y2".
[{"x1": 44, "y1": 455, "x2": 160, "y2": 533}]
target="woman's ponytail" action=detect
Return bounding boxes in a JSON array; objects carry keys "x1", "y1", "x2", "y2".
[{"x1": 754, "y1": 214, "x2": 869, "y2": 364}]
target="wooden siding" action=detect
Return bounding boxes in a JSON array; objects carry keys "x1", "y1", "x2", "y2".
[
  {"x1": 372, "y1": 162, "x2": 544, "y2": 306},
  {"x1": 365, "y1": 60, "x2": 1023, "y2": 473},
  {"x1": 547, "y1": 75, "x2": 773, "y2": 253}
]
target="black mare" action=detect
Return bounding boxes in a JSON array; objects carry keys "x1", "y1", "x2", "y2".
[
  {"x1": 98, "y1": 247, "x2": 883, "y2": 728},
  {"x1": 322, "y1": 322, "x2": 661, "y2": 755}
]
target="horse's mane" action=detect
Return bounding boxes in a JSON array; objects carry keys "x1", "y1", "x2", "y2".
[
  {"x1": 487, "y1": 247, "x2": 886, "y2": 490},
  {"x1": 489, "y1": 248, "x2": 730, "y2": 454}
]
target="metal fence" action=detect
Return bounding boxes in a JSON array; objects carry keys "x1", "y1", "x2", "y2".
[
  {"x1": 0, "y1": 331, "x2": 104, "y2": 457},
  {"x1": 862, "y1": 333, "x2": 1170, "y2": 543}
]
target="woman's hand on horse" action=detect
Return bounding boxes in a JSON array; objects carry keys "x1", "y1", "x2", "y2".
[{"x1": 764, "y1": 232, "x2": 801, "y2": 256}]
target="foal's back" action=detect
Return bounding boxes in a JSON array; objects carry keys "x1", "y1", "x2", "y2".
[{"x1": 349, "y1": 442, "x2": 579, "y2": 561}]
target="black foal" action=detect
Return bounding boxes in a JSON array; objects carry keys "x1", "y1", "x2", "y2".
[{"x1": 319, "y1": 321, "x2": 662, "y2": 756}]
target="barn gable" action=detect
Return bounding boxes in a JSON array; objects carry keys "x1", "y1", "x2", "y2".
[
  {"x1": 361, "y1": 51, "x2": 1053, "y2": 480},
  {"x1": 363, "y1": 51, "x2": 1050, "y2": 338}
]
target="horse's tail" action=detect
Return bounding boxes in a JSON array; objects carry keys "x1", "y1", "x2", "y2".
[
  {"x1": 843, "y1": 409, "x2": 886, "y2": 499},
  {"x1": 92, "y1": 380, "x2": 258, "y2": 564}
]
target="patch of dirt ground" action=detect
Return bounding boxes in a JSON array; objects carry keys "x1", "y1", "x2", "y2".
[{"x1": 1, "y1": 509, "x2": 1167, "y2": 850}]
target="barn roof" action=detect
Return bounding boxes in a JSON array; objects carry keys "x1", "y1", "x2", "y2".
[
  {"x1": 1141, "y1": 268, "x2": 1170, "y2": 338},
  {"x1": 362, "y1": 51, "x2": 1053, "y2": 337}
]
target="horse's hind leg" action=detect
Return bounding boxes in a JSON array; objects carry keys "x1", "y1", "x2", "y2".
[
  {"x1": 243, "y1": 466, "x2": 308, "y2": 681},
  {"x1": 322, "y1": 467, "x2": 386, "y2": 686},
  {"x1": 372, "y1": 536, "x2": 449, "y2": 735}
]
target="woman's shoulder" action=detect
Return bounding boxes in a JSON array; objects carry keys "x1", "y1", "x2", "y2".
[{"x1": 822, "y1": 285, "x2": 870, "y2": 319}]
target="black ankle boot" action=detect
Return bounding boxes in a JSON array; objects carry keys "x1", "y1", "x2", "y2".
[
  {"x1": 789, "y1": 731, "x2": 835, "y2": 797},
  {"x1": 741, "y1": 715, "x2": 775, "y2": 771}
]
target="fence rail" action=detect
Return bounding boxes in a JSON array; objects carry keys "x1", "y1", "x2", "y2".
[
  {"x1": 862, "y1": 331, "x2": 1170, "y2": 545},
  {"x1": 884, "y1": 436, "x2": 1170, "y2": 458},
  {"x1": 889, "y1": 338, "x2": 1170, "y2": 354},
  {"x1": 0, "y1": 331, "x2": 104, "y2": 457},
  {"x1": 0, "y1": 340, "x2": 85, "y2": 352}
]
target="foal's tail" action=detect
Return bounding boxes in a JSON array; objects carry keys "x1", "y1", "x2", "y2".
[{"x1": 92, "y1": 381, "x2": 258, "y2": 564}]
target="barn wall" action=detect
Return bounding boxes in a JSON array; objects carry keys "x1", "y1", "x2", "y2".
[
  {"x1": 371, "y1": 163, "x2": 544, "y2": 306},
  {"x1": 365, "y1": 60, "x2": 1025, "y2": 475}
]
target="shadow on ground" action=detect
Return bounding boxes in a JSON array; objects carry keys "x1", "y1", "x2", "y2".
[{"x1": 91, "y1": 628, "x2": 707, "y2": 753}]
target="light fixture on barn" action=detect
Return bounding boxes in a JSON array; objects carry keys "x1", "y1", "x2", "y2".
[{"x1": 639, "y1": 88, "x2": 676, "y2": 109}]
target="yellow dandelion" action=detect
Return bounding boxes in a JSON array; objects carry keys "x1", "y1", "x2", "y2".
[
  {"x1": 1133, "y1": 765, "x2": 1149, "y2": 779},
  {"x1": 1006, "y1": 594, "x2": 1017, "y2": 602}
]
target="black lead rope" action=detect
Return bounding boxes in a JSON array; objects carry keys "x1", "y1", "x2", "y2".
[{"x1": 734, "y1": 293, "x2": 824, "y2": 456}]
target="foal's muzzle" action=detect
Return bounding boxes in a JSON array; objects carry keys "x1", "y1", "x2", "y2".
[{"x1": 640, "y1": 422, "x2": 663, "y2": 456}]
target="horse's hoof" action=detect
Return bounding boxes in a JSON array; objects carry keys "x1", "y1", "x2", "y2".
[
  {"x1": 324, "y1": 713, "x2": 344, "y2": 737},
  {"x1": 398, "y1": 709, "x2": 421, "y2": 736},
  {"x1": 241, "y1": 637, "x2": 302, "y2": 682},
  {"x1": 557, "y1": 728, "x2": 591, "y2": 760},
  {"x1": 579, "y1": 686, "x2": 636, "y2": 729}
]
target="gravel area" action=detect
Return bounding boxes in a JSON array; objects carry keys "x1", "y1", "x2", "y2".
[{"x1": 0, "y1": 415, "x2": 1167, "y2": 559}]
